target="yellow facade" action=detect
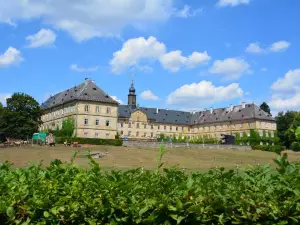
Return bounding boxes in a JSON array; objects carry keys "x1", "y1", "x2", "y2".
[
  {"x1": 117, "y1": 109, "x2": 277, "y2": 140},
  {"x1": 41, "y1": 101, "x2": 118, "y2": 139}
]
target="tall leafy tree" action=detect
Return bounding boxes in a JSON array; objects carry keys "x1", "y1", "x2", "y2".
[
  {"x1": 0, "y1": 93, "x2": 42, "y2": 139},
  {"x1": 260, "y1": 102, "x2": 271, "y2": 114},
  {"x1": 276, "y1": 111, "x2": 298, "y2": 148}
]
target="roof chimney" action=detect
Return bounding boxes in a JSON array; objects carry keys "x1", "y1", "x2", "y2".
[
  {"x1": 242, "y1": 102, "x2": 246, "y2": 108},
  {"x1": 156, "y1": 108, "x2": 158, "y2": 114},
  {"x1": 230, "y1": 104, "x2": 233, "y2": 112},
  {"x1": 210, "y1": 107, "x2": 213, "y2": 114}
]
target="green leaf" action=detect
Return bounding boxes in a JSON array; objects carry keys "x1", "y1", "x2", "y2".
[
  {"x1": 43, "y1": 211, "x2": 50, "y2": 218},
  {"x1": 168, "y1": 205, "x2": 177, "y2": 212},
  {"x1": 170, "y1": 214, "x2": 185, "y2": 224},
  {"x1": 186, "y1": 177, "x2": 194, "y2": 189},
  {"x1": 6, "y1": 206, "x2": 15, "y2": 218}
]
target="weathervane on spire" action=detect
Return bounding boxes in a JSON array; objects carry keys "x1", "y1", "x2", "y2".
[{"x1": 131, "y1": 73, "x2": 134, "y2": 85}]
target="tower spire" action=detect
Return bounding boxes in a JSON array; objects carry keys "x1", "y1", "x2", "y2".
[{"x1": 128, "y1": 73, "x2": 136, "y2": 109}]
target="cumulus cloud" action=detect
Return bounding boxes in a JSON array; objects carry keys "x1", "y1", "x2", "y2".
[
  {"x1": 26, "y1": 29, "x2": 56, "y2": 48},
  {"x1": 246, "y1": 41, "x2": 290, "y2": 54},
  {"x1": 166, "y1": 81, "x2": 243, "y2": 107},
  {"x1": 271, "y1": 69, "x2": 300, "y2": 93},
  {"x1": 209, "y1": 57, "x2": 250, "y2": 80},
  {"x1": 0, "y1": 0, "x2": 194, "y2": 41},
  {"x1": 111, "y1": 96, "x2": 123, "y2": 104},
  {"x1": 269, "y1": 41, "x2": 291, "y2": 52},
  {"x1": 246, "y1": 43, "x2": 264, "y2": 53},
  {"x1": 0, "y1": 93, "x2": 11, "y2": 105},
  {"x1": 269, "y1": 69, "x2": 300, "y2": 111},
  {"x1": 140, "y1": 90, "x2": 159, "y2": 100},
  {"x1": 110, "y1": 36, "x2": 211, "y2": 73},
  {"x1": 217, "y1": 0, "x2": 250, "y2": 7},
  {"x1": 70, "y1": 64, "x2": 99, "y2": 73},
  {"x1": 0, "y1": 47, "x2": 23, "y2": 68},
  {"x1": 261, "y1": 68, "x2": 267, "y2": 72}
]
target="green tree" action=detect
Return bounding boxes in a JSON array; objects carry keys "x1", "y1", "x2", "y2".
[
  {"x1": 260, "y1": 102, "x2": 271, "y2": 114},
  {"x1": 0, "y1": 93, "x2": 42, "y2": 139},
  {"x1": 276, "y1": 111, "x2": 298, "y2": 148}
]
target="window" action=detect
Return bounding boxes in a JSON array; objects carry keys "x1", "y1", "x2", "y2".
[
  {"x1": 247, "y1": 132, "x2": 250, "y2": 137},
  {"x1": 84, "y1": 105, "x2": 89, "y2": 112},
  {"x1": 84, "y1": 132, "x2": 88, "y2": 137},
  {"x1": 259, "y1": 130, "x2": 263, "y2": 137},
  {"x1": 136, "y1": 123, "x2": 140, "y2": 128},
  {"x1": 144, "y1": 132, "x2": 147, "y2": 137},
  {"x1": 158, "y1": 125, "x2": 160, "y2": 130},
  {"x1": 144, "y1": 124, "x2": 147, "y2": 129},
  {"x1": 188, "y1": 128, "x2": 190, "y2": 132},
  {"x1": 120, "y1": 131, "x2": 124, "y2": 135},
  {"x1": 84, "y1": 118, "x2": 88, "y2": 125},
  {"x1": 128, "y1": 131, "x2": 131, "y2": 136},
  {"x1": 248, "y1": 123, "x2": 250, "y2": 128},
  {"x1": 136, "y1": 132, "x2": 139, "y2": 137},
  {"x1": 129, "y1": 123, "x2": 132, "y2": 128},
  {"x1": 170, "y1": 126, "x2": 172, "y2": 131},
  {"x1": 137, "y1": 116, "x2": 140, "y2": 121},
  {"x1": 106, "y1": 120, "x2": 110, "y2": 127},
  {"x1": 271, "y1": 131, "x2": 274, "y2": 137},
  {"x1": 95, "y1": 132, "x2": 99, "y2": 138},
  {"x1": 240, "y1": 132, "x2": 243, "y2": 137},
  {"x1": 151, "y1": 132, "x2": 153, "y2": 138},
  {"x1": 266, "y1": 123, "x2": 268, "y2": 128},
  {"x1": 95, "y1": 119, "x2": 99, "y2": 126},
  {"x1": 240, "y1": 124, "x2": 242, "y2": 128},
  {"x1": 164, "y1": 126, "x2": 166, "y2": 130},
  {"x1": 151, "y1": 125, "x2": 154, "y2": 129},
  {"x1": 106, "y1": 133, "x2": 109, "y2": 139},
  {"x1": 106, "y1": 107, "x2": 110, "y2": 114},
  {"x1": 266, "y1": 132, "x2": 269, "y2": 138},
  {"x1": 95, "y1": 106, "x2": 100, "y2": 113},
  {"x1": 121, "y1": 123, "x2": 123, "y2": 128},
  {"x1": 176, "y1": 127, "x2": 178, "y2": 131}
]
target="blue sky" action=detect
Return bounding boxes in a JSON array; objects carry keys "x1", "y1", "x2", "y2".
[{"x1": 0, "y1": 0, "x2": 299, "y2": 114}]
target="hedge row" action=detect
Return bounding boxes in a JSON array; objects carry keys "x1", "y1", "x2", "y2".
[
  {"x1": 1, "y1": 152, "x2": 300, "y2": 224},
  {"x1": 55, "y1": 137, "x2": 122, "y2": 146},
  {"x1": 252, "y1": 145, "x2": 286, "y2": 154}
]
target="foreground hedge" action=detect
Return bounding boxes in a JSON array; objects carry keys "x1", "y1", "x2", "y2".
[
  {"x1": 1, "y1": 151, "x2": 300, "y2": 224},
  {"x1": 55, "y1": 137, "x2": 123, "y2": 146},
  {"x1": 252, "y1": 145, "x2": 286, "y2": 154}
]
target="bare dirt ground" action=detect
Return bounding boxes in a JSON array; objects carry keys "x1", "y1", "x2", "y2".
[{"x1": 1, "y1": 144, "x2": 300, "y2": 171}]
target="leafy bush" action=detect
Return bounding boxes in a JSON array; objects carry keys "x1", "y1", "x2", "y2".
[
  {"x1": 252, "y1": 145, "x2": 285, "y2": 154},
  {"x1": 1, "y1": 152, "x2": 300, "y2": 224},
  {"x1": 55, "y1": 137, "x2": 122, "y2": 146},
  {"x1": 291, "y1": 142, "x2": 300, "y2": 151}
]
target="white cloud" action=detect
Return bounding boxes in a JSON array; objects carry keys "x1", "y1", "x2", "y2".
[
  {"x1": 0, "y1": 0, "x2": 193, "y2": 41},
  {"x1": 0, "y1": 93, "x2": 11, "y2": 105},
  {"x1": 269, "y1": 69, "x2": 300, "y2": 111},
  {"x1": 166, "y1": 81, "x2": 243, "y2": 107},
  {"x1": 111, "y1": 96, "x2": 123, "y2": 104},
  {"x1": 246, "y1": 43, "x2": 264, "y2": 53},
  {"x1": 269, "y1": 93, "x2": 300, "y2": 111},
  {"x1": 70, "y1": 64, "x2": 99, "y2": 73},
  {"x1": 26, "y1": 29, "x2": 56, "y2": 48},
  {"x1": 209, "y1": 57, "x2": 250, "y2": 80},
  {"x1": 269, "y1": 41, "x2": 291, "y2": 52},
  {"x1": 110, "y1": 36, "x2": 166, "y2": 74},
  {"x1": 271, "y1": 69, "x2": 300, "y2": 93},
  {"x1": 173, "y1": 5, "x2": 202, "y2": 18},
  {"x1": 110, "y1": 36, "x2": 211, "y2": 73},
  {"x1": 217, "y1": 0, "x2": 250, "y2": 7},
  {"x1": 140, "y1": 90, "x2": 159, "y2": 100},
  {"x1": 0, "y1": 47, "x2": 23, "y2": 68},
  {"x1": 246, "y1": 41, "x2": 291, "y2": 54}
]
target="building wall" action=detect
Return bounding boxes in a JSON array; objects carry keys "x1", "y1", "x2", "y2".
[
  {"x1": 41, "y1": 101, "x2": 118, "y2": 139},
  {"x1": 116, "y1": 109, "x2": 277, "y2": 141}
]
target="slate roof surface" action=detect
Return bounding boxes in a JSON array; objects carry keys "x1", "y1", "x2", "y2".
[
  {"x1": 118, "y1": 103, "x2": 275, "y2": 125},
  {"x1": 41, "y1": 80, "x2": 119, "y2": 110}
]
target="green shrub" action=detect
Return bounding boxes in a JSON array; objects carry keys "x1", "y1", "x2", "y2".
[
  {"x1": 55, "y1": 137, "x2": 122, "y2": 146},
  {"x1": 291, "y1": 142, "x2": 300, "y2": 151},
  {"x1": 252, "y1": 145, "x2": 285, "y2": 154},
  {"x1": 1, "y1": 153, "x2": 300, "y2": 224}
]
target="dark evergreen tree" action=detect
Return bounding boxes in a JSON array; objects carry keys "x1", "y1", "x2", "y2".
[{"x1": 260, "y1": 102, "x2": 271, "y2": 114}]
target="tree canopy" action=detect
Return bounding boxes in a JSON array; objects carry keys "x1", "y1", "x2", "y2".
[
  {"x1": 0, "y1": 93, "x2": 42, "y2": 139},
  {"x1": 276, "y1": 111, "x2": 300, "y2": 148},
  {"x1": 260, "y1": 102, "x2": 271, "y2": 114}
]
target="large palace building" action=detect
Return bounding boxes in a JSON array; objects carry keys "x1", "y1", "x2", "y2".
[{"x1": 41, "y1": 78, "x2": 276, "y2": 140}]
